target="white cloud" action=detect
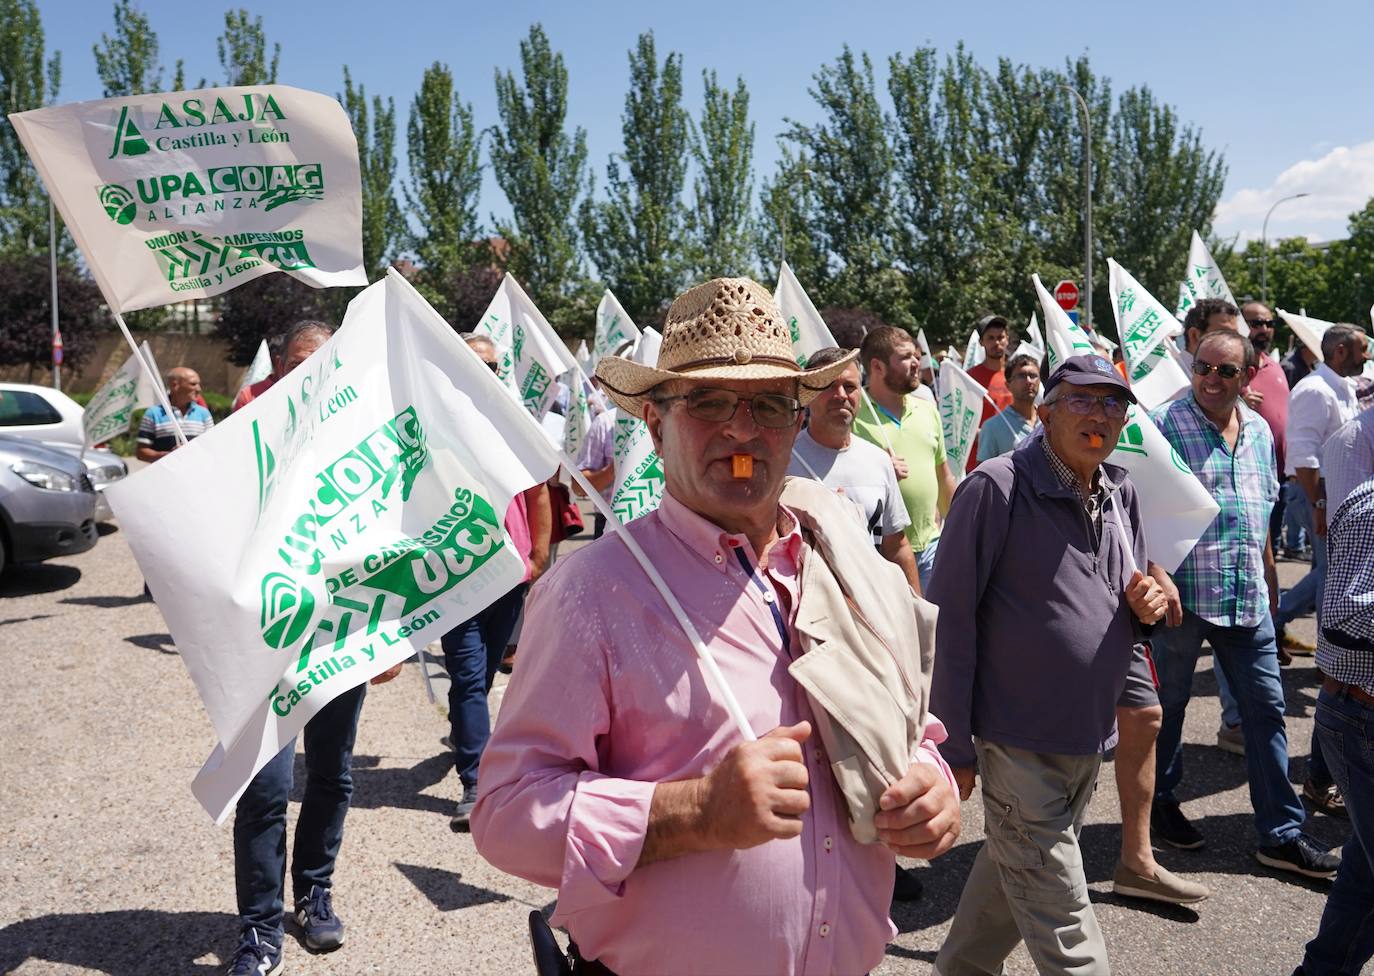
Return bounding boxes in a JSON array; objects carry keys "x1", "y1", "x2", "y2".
[{"x1": 1212, "y1": 140, "x2": 1374, "y2": 244}]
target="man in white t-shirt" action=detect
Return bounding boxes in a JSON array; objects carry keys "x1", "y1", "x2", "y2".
[{"x1": 789, "y1": 346, "x2": 920, "y2": 595}]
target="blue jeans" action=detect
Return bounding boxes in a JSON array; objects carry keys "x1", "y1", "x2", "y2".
[
  {"x1": 1278, "y1": 487, "x2": 1328, "y2": 628},
  {"x1": 1152, "y1": 610, "x2": 1305, "y2": 846},
  {"x1": 917, "y1": 537, "x2": 939, "y2": 593},
  {"x1": 1296, "y1": 687, "x2": 1374, "y2": 975},
  {"x1": 1215, "y1": 658, "x2": 1242, "y2": 729},
  {"x1": 233, "y1": 682, "x2": 367, "y2": 944},
  {"x1": 1281, "y1": 478, "x2": 1308, "y2": 551},
  {"x1": 441, "y1": 583, "x2": 528, "y2": 788}
]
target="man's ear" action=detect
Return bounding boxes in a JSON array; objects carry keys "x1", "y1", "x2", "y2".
[{"x1": 643, "y1": 402, "x2": 665, "y2": 454}]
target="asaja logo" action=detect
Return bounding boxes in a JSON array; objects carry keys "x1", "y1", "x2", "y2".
[
  {"x1": 108, "y1": 105, "x2": 149, "y2": 158},
  {"x1": 260, "y1": 572, "x2": 317, "y2": 649},
  {"x1": 99, "y1": 184, "x2": 137, "y2": 225}
]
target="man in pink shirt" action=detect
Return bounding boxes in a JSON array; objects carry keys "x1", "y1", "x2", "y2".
[{"x1": 472, "y1": 278, "x2": 960, "y2": 975}]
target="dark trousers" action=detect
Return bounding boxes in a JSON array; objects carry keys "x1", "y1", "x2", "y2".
[
  {"x1": 441, "y1": 583, "x2": 529, "y2": 787},
  {"x1": 1296, "y1": 687, "x2": 1374, "y2": 974},
  {"x1": 233, "y1": 682, "x2": 367, "y2": 943}
]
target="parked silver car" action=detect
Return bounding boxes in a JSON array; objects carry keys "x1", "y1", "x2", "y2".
[
  {"x1": 0, "y1": 435, "x2": 98, "y2": 573},
  {"x1": 0, "y1": 383, "x2": 129, "y2": 520}
]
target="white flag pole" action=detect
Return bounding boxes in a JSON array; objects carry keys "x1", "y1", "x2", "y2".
[
  {"x1": 115, "y1": 310, "x2": 187, "y2": 447},
  {"x1": 387, "y1": 269, "x2": 757, "y2": 743}
]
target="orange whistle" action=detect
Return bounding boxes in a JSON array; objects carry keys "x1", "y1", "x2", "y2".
[
  {"x1": 1086, "y1": 433, "x2": 1105, "y2": 449},
  {"x1": 732, "y1": 454, "x2": 754, "y2": 479}
]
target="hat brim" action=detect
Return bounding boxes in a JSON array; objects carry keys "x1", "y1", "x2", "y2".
[
  {"x1": 595, "y1": 350, "x2": 859, "y2": 420},
  {"x1": 1052, "y1": 371, "x2": 1139, "y2": 405}
]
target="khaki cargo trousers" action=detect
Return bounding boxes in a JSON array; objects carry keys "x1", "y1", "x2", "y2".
[{"x1": 935, "y1": 739, "x2": 1110, "y2": 976}]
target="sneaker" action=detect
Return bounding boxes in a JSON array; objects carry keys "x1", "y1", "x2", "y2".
[
  {"x1": 294, "y1": 885, "x2": 344, "y2": 951},
  {"x1": 451, "y1": 783, "x2": 478, "y2": 832},
  {"x1": 1216, "y1": 723, "x2": 1245, "y2": 756},
  {"x1": 1303, "y1": 779, "x2": 1349, "y2": 819},
  {"x1": 1256, "y1": 834, "x2": 1341, "y2": 880},
  {"x1": 1281, "y1": 634, "x2": 1317, "y2": 655},
  {"x1": 1112, "y1": 861, "x2": 1210, "y2": 905},
  {"x1": 226, "y1": 929, "x2": 283, "y2": 976},
  {"x1": 892, "y1": 864, "x2": 924, "y2": 903},
  {"x1": 1151, "y1": 799, "x2": 1205, "y2": 850}
]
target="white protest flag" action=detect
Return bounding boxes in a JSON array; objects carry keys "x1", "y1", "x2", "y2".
[
  {"x1": 1108, "y1": 406, "x2": 1219, "y2": 573},
  {"x1": 1035, "y1": 273, "x2": 1096, "y2": 372},
  {"x1": 1108, "y1": 258, "x2": 1191, "y2": 409},
  {"x1": 135, "y1": 340, "x2": 164, "y2": 408},
  {"x1": 83, "y1": 347, "x2": 156, "y2": 445},
  {"x1": 1276, "y1": 308, "x2": 1333, "y2": 361},
  {"x1": 1011, "y1": 340, "x2": 1045, "y2": 363},
  {"x1": 936, "y1": 360, "x2": 989, "y2": 477},
  {"x1": 1175, "y1": 230, "x2": 1248, "y2": 335},
  {"x1": 475, "y1": 274, "x2": 567, "y2": 420},
  {"x1": 774, "y1": 260, "x2": 838, "y2": 363},
  {"x1": 593, "y1": 289, "x2": 642, "y2": 365},
  {"x1": 963, "y1": 328, "x2": 987, "y2": 368},
  {"x1": 239, "y1": 339, "x2": 273, "y2": 394},
  {"x1": 916, "y1": 328, "x2": 932, "y2": 359},
  {"x1": 10, "y1": 86, "x2": 366, "y2": 313},
  {"x1": 1026, "y1": 312, "x2": 1046, "y2": 353},
  {"x1": 610, "y1": 329, "x2": 665, "y2": 523},
  {"x1": 106, "y1": 273, "x2": 558, "y2": 821},
  {"x1": 574, "y1": 340, "x2": 590, "y2": 368}
]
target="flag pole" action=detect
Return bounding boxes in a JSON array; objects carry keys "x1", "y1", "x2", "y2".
[
  {"x1": 386, "y1": 268, "x2": 757, "y2": 743},
  {"x1": 113, "y1": 309, "x2": 188, "y2": 447}
]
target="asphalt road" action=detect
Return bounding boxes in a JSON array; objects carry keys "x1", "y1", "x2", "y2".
[{"x1": 0, "y1": 502, "x2": 1347, "y2": 976}]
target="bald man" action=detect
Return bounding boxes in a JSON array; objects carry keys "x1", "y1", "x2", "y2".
[{"x1": 135, "y1": 367, "x2": 214, "y2": 462}]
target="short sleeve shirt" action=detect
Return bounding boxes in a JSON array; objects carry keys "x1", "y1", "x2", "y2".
[
  {"x1": 787, "y1": 427, "x2": 910, "y2": 546},
  {"x1": 852, "y1": 392, "x2": 945, "y2": 551},
  {"x1": 137, "y1": 402, "x2": 213, "y2": 453}
]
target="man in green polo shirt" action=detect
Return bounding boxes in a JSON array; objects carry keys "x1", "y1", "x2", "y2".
[{"x1": 853, "y1": 326, "x2": 958, "y2": 591}]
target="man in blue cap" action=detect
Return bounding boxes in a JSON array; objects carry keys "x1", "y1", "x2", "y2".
[{"x1": 930, "y1": 355, "x2": 1176, "y2": 976}]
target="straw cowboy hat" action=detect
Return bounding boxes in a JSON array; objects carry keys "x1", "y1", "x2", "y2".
[{"x1": 595, "y1": 277, "x2": 858, "y2": 419}]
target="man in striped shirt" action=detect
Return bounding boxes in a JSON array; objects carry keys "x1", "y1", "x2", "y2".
[
  {"x1": 1147, "y1": 330, "x2": 1338, "y2": 880},
  {"x1": 135, "y1": 367, "x2": 213, "y2": 461}
]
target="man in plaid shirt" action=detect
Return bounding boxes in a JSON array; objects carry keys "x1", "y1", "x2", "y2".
[
  {"x1": 1293, "y1": 474, "x2": 1374, "y2": 974},
  {"x1": 1148, "y1": 330, "x2": 1339, "y2": 880}
]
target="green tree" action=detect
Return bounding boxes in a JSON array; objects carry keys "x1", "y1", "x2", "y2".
[
  {"x1": 403, "y1": 61, "x2": 482, "y2": 323},
  {"x1": 756, "y1": 148, "x2": 824, "y2": 290},
  {"x1": 783, "y1": 48, "x2": 903, "y2": 325},
  {"x1": 1223, "y1": 236, "x2": 1333, "y2": 324},
  {"x1": 217, "y1": 9, "x2": 279, "y2": 86},
  {"x1": 0, "y1": 252, "x2": 105, "y2": 375},
  {"x1": 581, "y1": 32, "x2": 690, "y2": 323},
  {"x1": 1096, "y1": 85, "x2": 1226, "y2": 331},
  {"x1": 490, "y1": 24, "x2": 590, "y2": 324},
  {"x1": 93, "y1": 0, "x2": 162, "y2": 97},
  {"x1": 341, "y1": 66, "x2": 403, "y2": 281},
  {"x1": 0, "y1": 0, "x2": 61, "y2": 255},
  {"x1": 689, "y1": 70, "x2": 754, "y2": 278},
  {"x1": 1328, "y1": 198, "x2": 1374, "y2": 324}
]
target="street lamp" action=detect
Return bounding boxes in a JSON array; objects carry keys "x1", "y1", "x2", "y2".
[
  {"x1": 1261, "y1": 192, "x2": 1310, "y2": 306},
  {"x1": 1034, "y1": 85, "x2": 1094, "y2": 330}
]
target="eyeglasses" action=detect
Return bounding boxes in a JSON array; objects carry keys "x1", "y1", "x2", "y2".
[
  {"x1": 1191, "y1": 361, "x2": 1243, "y2": 379},
  {"x1": 1057, "y1": 392, "x2": 1129, "y2": 419},
  {"x1": 652, "y1": 388, "x2": 802, "y2": 428},
  {"x1": 1245, "y1": 317, "x2": 1277, "y2": 329}
]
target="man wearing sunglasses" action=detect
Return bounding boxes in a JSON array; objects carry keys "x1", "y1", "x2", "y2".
[
  {"x1": 473, "y1": 278, "x2": 960, "y2": 975},
  {"x1": 931, "y1": 355, "x2": 1172, "y2": 975},
  {"x1": 1148, "y1": 330, "x2": 1338, "y2": 880}
]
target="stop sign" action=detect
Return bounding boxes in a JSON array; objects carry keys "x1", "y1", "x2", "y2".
[{"x1": 1053, "y1": 280, "x2": 1080, "y2": 311}]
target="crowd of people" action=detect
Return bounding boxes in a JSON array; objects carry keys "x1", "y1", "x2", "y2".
[{"x1": 175, "y1": 277, "x2": 1371, "y2": 976}]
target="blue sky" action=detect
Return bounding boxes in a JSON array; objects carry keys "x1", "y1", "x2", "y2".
[{"x1": 40, "y1": 0, "x2": 1374, "y2": 247}]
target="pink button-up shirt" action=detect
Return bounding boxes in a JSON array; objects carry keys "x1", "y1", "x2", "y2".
[{"x1": 472, "y1": 490, "x2": 950, "y2": 975}]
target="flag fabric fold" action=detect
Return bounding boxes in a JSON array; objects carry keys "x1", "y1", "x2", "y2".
[
  {"x1": 936, "y1": 360, "x2": 989, "y2": 477},
  {"x1": 106, "y1": 272, "x2": 559, "y2": 821},
  {"x1": 610, "y1": 329, "x2": 665, "y2": 523},
  {"x1": 82, "y1": 345, "x2": 158, "y2": 445},
  {"x1": 592, "y1": 290, "x2": 642, "y2": 366},
  {"x1": 1175, "y1": 230, "x2": 1248, "y2": 335},
  {"x1": 1035, "y1": 273, "x2": 1097, "y2": 373},
  {"x1": 1276, "y1": 308, "x2": 1333, "y2": 361},
  {"x1": 475, "y1": 274, "x2": 568, "y2": 421},
  {"x1": 1109, "y1": 258, "x2": 1190, "y2": 409},
  {"x1": 774, "y1": 261, "x2": 838, "y2": 364},
  {"x1": 239, "y1": 339, "x2": 274, "y2": 394}
]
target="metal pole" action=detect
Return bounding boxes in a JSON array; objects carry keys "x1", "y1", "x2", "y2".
[
  {"x1": 1063, "y1": 87, "x2": 1093, "y2": 332},
  {"x1": 1261, "y1": 192, "x2": 1310, "y2": 306},
  {"x1": 49, "y1": 197, "x2": 60, "y2": 392}
]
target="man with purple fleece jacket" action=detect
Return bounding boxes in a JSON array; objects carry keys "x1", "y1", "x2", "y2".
[{"x1": 929, "y1": 355, "x2": 1171, "y2": 976}]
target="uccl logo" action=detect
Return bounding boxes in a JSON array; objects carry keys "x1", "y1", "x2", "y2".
[
  {"x1": 260, "y1": 572, "x2": 316, "y2": 650},
  {"x1": 108, "y1": 106, "x2": 149, "y2": 159},
  {"x1": 99, "y1": 184, "x2": 137, "y2": 225}
]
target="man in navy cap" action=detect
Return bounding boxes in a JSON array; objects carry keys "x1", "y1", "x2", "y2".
[{"x1": 931, "y1": 355, "x2": 1174, "y2": 976}]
